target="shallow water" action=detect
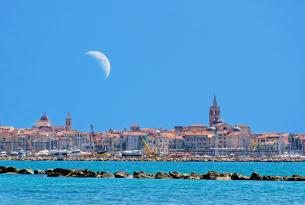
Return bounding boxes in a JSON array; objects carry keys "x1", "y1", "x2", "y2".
[{"x1": 0, "y1": 161, "x2": 305, "y2": 205}]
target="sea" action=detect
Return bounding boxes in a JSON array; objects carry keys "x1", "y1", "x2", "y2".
[{"x1": 0, "y1": 161, "x2": 305, "y2": 205}]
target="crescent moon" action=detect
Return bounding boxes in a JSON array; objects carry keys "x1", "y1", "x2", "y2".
[{"x1": 86, "y1": 51, "x2": 111, "y2": 79}]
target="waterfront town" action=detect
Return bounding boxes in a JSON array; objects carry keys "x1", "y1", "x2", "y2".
[{"x1": 0, "y1": 96, "x2": 304, "y2": 160}]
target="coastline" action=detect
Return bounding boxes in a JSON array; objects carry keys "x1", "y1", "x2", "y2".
[{"x1": 1, "y1": 156, "x2": 305, "y2": 162}]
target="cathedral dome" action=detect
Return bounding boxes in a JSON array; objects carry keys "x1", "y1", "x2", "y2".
[{"x1": 40, "y1": 113, "x2": 49, "y2": 121}]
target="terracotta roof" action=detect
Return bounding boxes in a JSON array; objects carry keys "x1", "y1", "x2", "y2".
[
  {"x1": 183, "y1": 131, "x2": 212, "y2": 136},
  {"x1": 226, "y1": 132, "x2": 244, "y2": 137},
  {"x1": 255, "y1": 133, "x2": 290, "y2": 139},
  {"x1": 161, "y1": 132, "x2": 175, "y2": 139},
  {"x1": 167, "y1": 135, "x2": 183, "y2": 140},
  {"x1": 122, "y1": 131, "x2": 145, "y2": 136}
]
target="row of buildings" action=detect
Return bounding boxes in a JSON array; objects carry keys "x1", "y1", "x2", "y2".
[{"x1": 0, "y1": 96, "x2": 304, "y2": 157}]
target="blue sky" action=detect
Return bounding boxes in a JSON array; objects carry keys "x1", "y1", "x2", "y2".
[{"x1": 0, "y1": 0, "x2": 305, "y2": 133}]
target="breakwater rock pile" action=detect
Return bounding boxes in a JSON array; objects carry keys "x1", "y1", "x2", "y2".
[{"x1": 1, "y1": 166, "x2": 305, "y2": 181}]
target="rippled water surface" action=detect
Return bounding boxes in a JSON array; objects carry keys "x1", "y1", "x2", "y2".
[{"x1": 1, "y1": 161, "x2": 305, "y2": 205}]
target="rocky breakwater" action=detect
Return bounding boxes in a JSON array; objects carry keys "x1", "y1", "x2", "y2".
[{"x1": 2, "y1": 166, "x2": 305, "y2": 181}]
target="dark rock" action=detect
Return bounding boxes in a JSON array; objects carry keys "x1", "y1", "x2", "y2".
[
  {"x1": 53, "y1": 168, "x2": 71, "y2": 176},
  {"x1": 155, "y1": 172, "x2": 171, "y2": 179},
  {"x1": 34, "y1": 170, "x2": 45, "y2": 174},
  {"x1": 0, "y1": 166, "x2": 7, "y2": 173},
  {"x1": 250, "y1": 172, "x2": 263, "y2": 180},
  {"x1": 184, "y1": 173, "x2": 201, "y2": 180},
  {"x1": 169, "y1": 171, "x2": 185, "y2": 179},
  {"x1": 292, "y1": 174, "x2": 305, "y2": 178},
  {"x1": 66, "y1": 169, "x2": 83, "y2": 177},
  {"x1": 81, "y1": 169, "x2": 96, "y2": 177},
  {"x1": 45, "y1": 169, "x2": 54, "y2": 176},
  {"x1": 286, "y1": 175, "x2": 305, "y2": 181},
  {"x1": 67, "y1": 169, "x2": 96, "y2": 177},
  {"x1": 133, "y1": 171, "x2": 154, "y2": 179},
  {"x1": 201, "y1": 171, "x2": 232, "y2": 180},
  {"x1": 64, "y1": 170, "x2": 76, "y2": 177},
  {"x1": 18, "y1": 169, "x2": 34, "y2": 175},
  {"x1": 6, "y1": 166, "x2": 18, "y2": 173},
  {"x1": 231, "y1": 173, "x2": 249, "y2": 180},
  {"x1": 114, "y1": 171, "x2": 131, "y2": 178},
  {"x1": 262, "y1": 176, "x2": 283, "y2": 181},
  {"x1": 215, "y1": 173, "x2": 232, "y2": 180},
  {"x1": 100, "y1": 172, "x2": 115, "y2": 178},
  {"x1": 201, "y1": 171, "x2": 221, "y2": 180},
  {"x1": 47, "y1": 169, "x2": 97, "y2": 178},
  {"x1": 47, "y1": 168, "x2": 97, "y2": 178},
  {"x1": 46, "y1": 168, "x2": 73, "y2": 177},
  {"x1": 47, "y1": 172, "x2": 61, "y2": 177}
]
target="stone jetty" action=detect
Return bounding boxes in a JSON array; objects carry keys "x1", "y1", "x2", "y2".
[{"x1": 1, "y1": 166, "x2": 305, "y2": 181}]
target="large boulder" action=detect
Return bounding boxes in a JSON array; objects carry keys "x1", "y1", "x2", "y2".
[
  {"x1": 262, "y1": 175, "x2": 283, "y2": 181},
  {"x1": 0, "y1": 166, "x2": 7, "y2": 173},
  {"x1": 81, "y1": 169, "x2": 96, "y2": 177},
  {"x1": 114, "y1": 171, "x2": 131, "y2": 178},
  {"x1": 169, "y1": 171, "x2": 185, "y2": 179},
  {"x1": 53, "y1": 168, "x2": 71, "y2": 176},
  {"x1": 66, "y1": 170, "x2": 79, "y2": 177},
  {"x1": 201, "y1": 171, "x2": 221, "y2": 180},
  {"x1": 46, "y1": 168, "x2": 73, "y2": 177},
  {"x1": 100, "y1": 172, "x2": 115, "y2": 178},
  {"x1": 34, "y1": 170, "x2": 45, "y2": 174},
  {"x1": 45, "y1": 169, "x2": 55, "y2": 176},
  {"x1": 250, "y1": 172, "x2": 263, "y2": 180},
  {"x1": 231, "y1": 173, "x2": 249, "y2": 180},
  {"x1": 201, "y1": 171, "x2": 232, "y2": 180},
  {"x1": 6, "y1": 166, "x2": 18, "y2": 173},
  {"x1": 47, "y1": 171, "x2": 61, "y2": 177},
  {"x1": 133, "y1": 171, "x2": 154, "y2": 179},
  {"x1": 155, "y1": 172, "x2": 171, "y2": 179},
  {"x1": 215, "y1": 173, "x2": 232, "y2": 180},
  {"x1": 184, "y1": 173, "x2": 201, "y2": 180},
  {"x1": 18, "y1": 169, "x2": 34, "y2": 175},
  {"x1": 67, "y1": 169, "x2": 96, "y2": 177},
  {"x1": 286, "y1": 175, "x2": 305, "y2": 181}
]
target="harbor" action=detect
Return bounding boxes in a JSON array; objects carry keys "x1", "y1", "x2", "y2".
[{"x1": 1, "y1": 97, "x2": 305, "y2": 162}]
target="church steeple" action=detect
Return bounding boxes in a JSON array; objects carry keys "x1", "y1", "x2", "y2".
[
  {"x1": 209, "y1": 95, "x2": 220, "y2": 127},
  {"x1": 67, "y1": 112, "x2": 71, "y2": 120},
  {"x1": 213, "y1": 95, "x2": 217, "y2": 107},
  {"x1": 65, "y1": 112, "x2": 72, "y2": 131}
]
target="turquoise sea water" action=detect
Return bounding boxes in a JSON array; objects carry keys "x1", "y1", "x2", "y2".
[{"x1": 1, "y1": 161, "x2": 305, "y2": 205}]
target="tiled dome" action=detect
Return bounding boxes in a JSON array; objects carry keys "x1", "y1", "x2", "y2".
[{"x1": 40, "y1": 113, "x2": 49, "y2": 121}]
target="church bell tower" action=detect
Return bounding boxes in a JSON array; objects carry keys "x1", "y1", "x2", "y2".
[
  {"x1": 209, "y1": 95, "x2": 220, "y2": 127},
  {"x1": 66, "y1": 112, "x2": 72, "y2": 131}
]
